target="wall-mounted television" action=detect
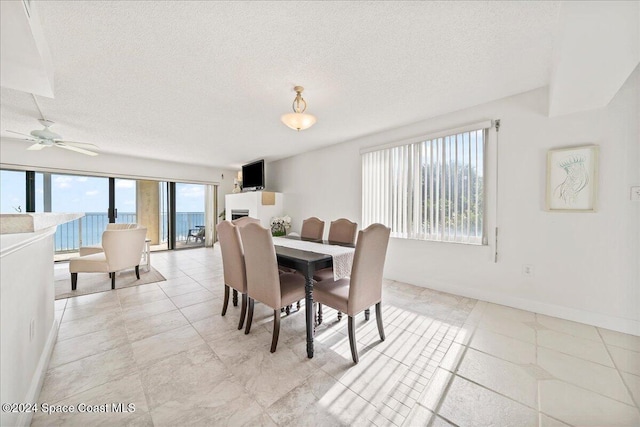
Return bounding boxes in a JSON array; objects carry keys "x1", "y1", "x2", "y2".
[{"x1": 241, "y1": 159, "x2": 265, "y2": 191}]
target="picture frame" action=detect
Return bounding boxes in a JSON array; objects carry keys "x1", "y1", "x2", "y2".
[{"x1": 546, "y1": 145, "x2": 599, "y2": 212}]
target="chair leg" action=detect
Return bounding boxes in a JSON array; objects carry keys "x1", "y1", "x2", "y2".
[
  {"x1": 135, "y1": 265, "x2": 140, "y2": 280},
  {"x1": 317, "y1": 303, "x2": 323, "y2": 325},
  {"x1": 238, "y1": 293, "x2": 247, "y2": 330},
  {"x1": 222, "y1": 285, "x2": 230, "y2": 316},
  {"x1": 71, "y1": 273, "x2": 77, "y2": 291},
  {"x1": 270, "y1": 309, "x2": 281, "y2": 353},
  {"x1": 233, "y1": 289, "x2": 238, "y2": 307},
  {"x1": 376, "y1": 302, "x2": 385, "y2": 341},
  {"x1": 348, "y1": 316, "x2": 359, "y2": 364},
  {"x1": 244, "y1": 298, "x2": 254, "y2": 335},
  {"x1": 111, "y1": 272, "x2": 116, "y2": 290}
]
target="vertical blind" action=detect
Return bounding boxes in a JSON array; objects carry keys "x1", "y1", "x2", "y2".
[{"x1": 362, "y1": 126, "x2": 488, "y2": 244}]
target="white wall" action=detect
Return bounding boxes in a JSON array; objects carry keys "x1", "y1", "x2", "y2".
[
  {"x1": 269, "y1": 68, "x2": 640, "y2": 335},
  {"x1": 0, "y1": 229, "x2": 57, "y2": 427},
  {"x1": 0, "y1": 139, "x2": 236, "y2": 213}
]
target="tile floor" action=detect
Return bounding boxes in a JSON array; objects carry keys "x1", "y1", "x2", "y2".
[{"x1": 34, "y1": 246, "x2": 640, "y2": 426}]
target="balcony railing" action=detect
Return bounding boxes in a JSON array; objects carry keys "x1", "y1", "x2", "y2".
[{"x1": 55, "y1": 212, "x2": 205, "y2": 253}]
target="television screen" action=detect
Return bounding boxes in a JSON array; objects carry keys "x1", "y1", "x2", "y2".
[{"x1": 241, "y1": 159, "x2": 264, "y2": 190}]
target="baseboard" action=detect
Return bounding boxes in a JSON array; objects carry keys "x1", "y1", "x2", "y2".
[
  {"x1": 392, "y1": 277, "x2": 640, "y2": 337},
  {"x1": 16, "y1": 318, "x2": 58, "y2": 427}
]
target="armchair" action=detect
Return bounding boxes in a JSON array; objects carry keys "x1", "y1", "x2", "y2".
[
  {"x1": 79, "y1": 223, "x2": 139, "y2": 256},
  {"x1": 69, "y1": 227, "x2": 148, "y2": 290}
]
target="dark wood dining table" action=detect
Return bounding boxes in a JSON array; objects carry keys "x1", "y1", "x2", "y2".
[{"x1": 274, "y1": 237, "x2": 354, "y2": 359}]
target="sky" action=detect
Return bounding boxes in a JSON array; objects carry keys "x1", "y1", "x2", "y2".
[{"x1": 0, "y1": 170, "x2": 205, "y2": 214}]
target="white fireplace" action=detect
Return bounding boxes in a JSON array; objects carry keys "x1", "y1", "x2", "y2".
[{"x1": 225, "y1": 191, "x2": 283, "y2": 227}]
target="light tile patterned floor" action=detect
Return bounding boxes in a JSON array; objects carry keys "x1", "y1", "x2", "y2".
[{"x1": 34, "y1": 246, "x2": 640, "y2": 426}]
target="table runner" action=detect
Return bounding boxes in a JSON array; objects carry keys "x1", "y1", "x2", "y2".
[{"x1": 272, "y1": 237, "x2": 355, "y2": 280}]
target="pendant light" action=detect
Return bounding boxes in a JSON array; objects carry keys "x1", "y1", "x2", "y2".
[{"x1": 281, "y1": 86, "x2": 316, "y2": 131}]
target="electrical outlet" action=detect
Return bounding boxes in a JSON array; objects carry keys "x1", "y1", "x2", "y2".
[
  {"x1": 631, "y1": 186, "x2": 640, "y2": 202},
  {"x1": 522, "y1": 264, "x2": 534, "y2": 277}
]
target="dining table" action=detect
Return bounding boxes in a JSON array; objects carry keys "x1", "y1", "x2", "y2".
[{"x1": 273, "y1": 236, "x2": 355, "y2": 358}]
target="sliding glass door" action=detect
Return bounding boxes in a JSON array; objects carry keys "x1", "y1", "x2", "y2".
[
  {"x1": 49, "y1": 173, "x2": 110, "y2": 255},
  {"x1": 174, "y1": 183, "x2": 206, "y2": 248},
  {"x1": 115, "y1": 179, "x2": 169, "y2": 251}
]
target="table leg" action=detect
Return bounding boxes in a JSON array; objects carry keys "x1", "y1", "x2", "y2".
[{"x1": 305, "y1": 267, "x2": 314, "y2": 358}]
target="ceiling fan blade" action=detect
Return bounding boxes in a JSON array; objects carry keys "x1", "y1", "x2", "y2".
[
  {"x1": 27, "y1": 143, "x2": 45, "y2": 151},
  {"x1": 55, "y1": 140, "x2": 99, "y2": 150},
  {"x1": 6, "y1": 130, "x2": 37, "y2": 140},
  {"x1": 55, "y1": 142, "x2": 98, "y2": 156}
]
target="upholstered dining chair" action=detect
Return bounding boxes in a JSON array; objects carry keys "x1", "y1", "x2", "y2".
[
  {"x1": 69, "y1": 227, "x2": 148, "y2": 290},
  {"x1": 239, "y1": 222, "x2": 306, "y2": 353},
  {"x1": 78, "y1": 223, "x2": 139, "y2": 256},
  {"x1": 278, "y1": 216, "x2": 325, "y2": 277},
  {"x1": 232, "y1": 216, "x2": 260, "y2": 227},
  {"x1": 280, "y1": 215, "x2": 325, "y2": 279},
  {"x1": 282, "y1": 216, "x2": 326, "y2": 311},
  {"x1": 314, "y1": 218, "x2": 358, "y2": 325},
  {"x1": 313, "y1": 223, "x2": 391, "y2": 363},
  {"x1": 228, "y1": 217, "x2": 261, "y2": 309},
  {"x1": 313, "y1": 218, "x2": 357, "y2": 282},
  {"x1": 301, "y1": 217, "x2": 325, "y2": 240},
  {"x1": 216, "y1": 220, "x2": 250, "y2": 330}
]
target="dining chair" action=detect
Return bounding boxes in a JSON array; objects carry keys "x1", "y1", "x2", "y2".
[
  {"x1": 283, "y1": 216, "x2": 325, "y2": 311},
  {"x1": 313, "y1": 223, "x2": 390, "y2": 363},
  {"x1": 239, "y1": 222, "x2": 306, "y2": 353},
  {"x1": 232, "y1": 216, "x2": 261, "y2": 227},
  {"x1": 69, "y1": 227, "x2": 148, "y2": 290},
  {"x1": 279, "y1": 216, "x2": 325, "y2": 281},
  {"x1": 229, "y1": 217, "x2": 261, "y2": 307},
  {"x1": 313, "y1": 218, "x2": 358, "y2": 324},
  {"x1": 216, "y1": 220, "x2": 249, "y2": 330},
  {"x1": 301, "y1": 217, "x2": 325, "y2": 240},
  {"x1": 313, "y1": 218, "x2": 357, "y2": 282}
]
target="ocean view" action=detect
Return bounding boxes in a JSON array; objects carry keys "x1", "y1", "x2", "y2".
[{"x1": 54, "y1": 211, "x2": 205, "y2": 252}]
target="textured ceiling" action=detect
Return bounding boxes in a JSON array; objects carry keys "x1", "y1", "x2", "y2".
[{"x1": 0, "y1": 1, "x2": 561, "y2": 168}]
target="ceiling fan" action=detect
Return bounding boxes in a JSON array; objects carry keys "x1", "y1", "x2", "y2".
[{"x1": 6, "y1": 119, "x2": 99, "y2": 156}]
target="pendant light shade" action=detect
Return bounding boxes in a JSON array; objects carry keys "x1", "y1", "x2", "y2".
[{"x1": 281, "y1": 86, "x2": 316, "y2": 131}]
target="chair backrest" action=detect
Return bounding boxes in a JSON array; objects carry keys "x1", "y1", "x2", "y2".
[
  {"x1": 216, "y1": 220, "x2": 247, "y2": 293},
  {"x1": 102, "y1": 227, "x2": 148, "y2": 271},
  {"x1": 301, "y1": 217, "x2": 325, "y2": 240},
  {"x1": 348, "y1": 223, "x2": 391, "y2": 315},
  {"x1": 106, "y1": 223, "x2": 138, "y2": 230},
  {"x1": 328, "y1": 218, "x2": 358, "y2": 245},
  {"x1": 239, "y1": 222, "x2": 282, "y2": 309},
  {"x1": 232, "y1": 216, "x2": 261, "y2": 228}
]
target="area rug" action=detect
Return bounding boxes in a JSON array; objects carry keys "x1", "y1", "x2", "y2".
[{"x1": 55, "y1": 267, "x2": 166, "y2": 300}]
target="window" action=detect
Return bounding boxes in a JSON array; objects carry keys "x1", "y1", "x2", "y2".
[
  {"x1": 0, "y1": 170, "x2": 26, "y2": 213},
  {"x1": 362, "y1": 122, "x2": 489, "y2": 244}
]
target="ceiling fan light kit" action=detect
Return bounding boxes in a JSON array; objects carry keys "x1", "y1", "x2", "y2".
[{"x1": 281, "y1": 86, "x2": 316, "y2": 131}]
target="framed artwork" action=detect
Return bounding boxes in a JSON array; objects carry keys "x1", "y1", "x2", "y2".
[{"x1": 546, "y1": 145, "x2": 599, "y2": 212}]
